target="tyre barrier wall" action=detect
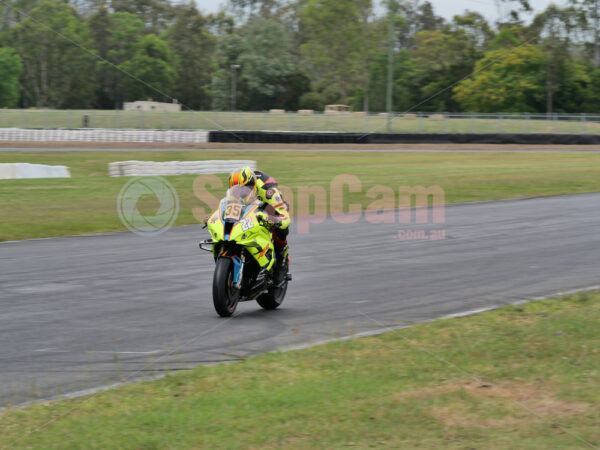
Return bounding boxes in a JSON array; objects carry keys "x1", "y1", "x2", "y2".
[
  {"x1": 2, "y1": 128, "x2": 600, "y2": 145},
  {"x1": 208, "y1": 131, "x2": 600, "y2": 145},
  {"x1": 0, "y1": 128, "x2": 209, "y2": 143},
  {"x1": 108, "y1": 160, "x2": 256, "y2": 177}
]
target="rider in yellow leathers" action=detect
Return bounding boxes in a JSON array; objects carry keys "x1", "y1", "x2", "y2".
[{"x1": 228, "y1": 167, "x2": 290, "y2": 285}]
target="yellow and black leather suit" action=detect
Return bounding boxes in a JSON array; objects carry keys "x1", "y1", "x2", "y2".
[{"x1": 254, "y1": 170, "x2": 290, "y2": 232}]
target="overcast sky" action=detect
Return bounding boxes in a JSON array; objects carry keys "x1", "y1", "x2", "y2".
[{"x1": 195, "y1": 0, "x2": 568, "y2": 22}]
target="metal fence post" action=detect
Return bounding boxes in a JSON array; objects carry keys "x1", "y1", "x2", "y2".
[
  {"x1": 499, "y1": 114, "x2": 503, "y2": 133},
  {"x1": 582, "y1": 113, "x2": 587, "y2": 134}
]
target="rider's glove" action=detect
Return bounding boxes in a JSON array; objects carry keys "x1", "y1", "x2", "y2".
[{"x1": 257, "y1": 212, "x2": 280, "y2": 229}]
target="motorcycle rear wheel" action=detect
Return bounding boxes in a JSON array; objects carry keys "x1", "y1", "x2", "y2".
[
  {"x1": 257, "y1": 280, "x2": 288, "y2": 310},
  {"x1": 213, "y1": 258, "x2": 240, "y2": 317}
]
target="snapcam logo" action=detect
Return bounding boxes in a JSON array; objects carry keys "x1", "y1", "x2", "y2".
[{"x1": 117, "y1": 177, "x2": 179, "y2": 236}]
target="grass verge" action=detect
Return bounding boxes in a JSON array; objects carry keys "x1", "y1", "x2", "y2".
[
  {"x1": 1, "y1": 291, "x2": 599, "y2": 448},
  {"x1": 2, "y1": 150, "x2": 600, "y2": 241}
]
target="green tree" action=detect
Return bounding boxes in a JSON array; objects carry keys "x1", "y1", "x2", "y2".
[
  {"x1": 452, "y1": 11, "x2": 495, "y2": 50},
  {"x1": 579, "y1": 65, "x2": 600, "y2": 111},
  {"x1": 353, "y1": 49, "x2": 414, "y2": 112},
  {"x1": 300, "y1": 0, "x2": 380, "y2": 105},
  {"x1": 0, "y1": 47, "x2": 22, "y2": 107},
  {"x1": 531, "y1": 5, "x2": 579, "y2": 113},
  {"x1": 11, "y1": 0, "x2": 96, "y2": 108},
  {"x1": 396, "y1": 0, "x2": 445, "y2": 50},
  {"x1": 569, "y1": 0, "x2": 600, "y2": 66},
  {"x1": 212, "y1": 18, "x2": 294, "y2": 110},
  {"x1": 163, "y1": 4, "x2": 216, "y2": 110},
  {"x1": 110, "y1": 0, "x2": 173, "y2": 33},
  {"x1": 119, "y1": 34, "x2": 176, "y2": 102},
  {"x1": 453, "y1": 44, "x2": 547, "y2": 112},
  {"x1": 410, "y1": 29, "x2": 479, "y2": 111},
  {"x1": 277, "y1": 70, "x2": 311, "y2": 111},
  {"x1": 553, "y1": 60, "x2": 591, "y2": 113},
  {"x1": 238, "y1": 18, "x2": 293, "y2": 98},
  {"x1": 89, "y1": 9, "x2": 146, "y2": 108},
  {"x1": 415, "y1": 1, "x2": 444, "y2": 31}
]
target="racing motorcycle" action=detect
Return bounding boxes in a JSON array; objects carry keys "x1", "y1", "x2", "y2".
[{"x1": 200, "y1": 185, "x2": 291, "y2": 317}]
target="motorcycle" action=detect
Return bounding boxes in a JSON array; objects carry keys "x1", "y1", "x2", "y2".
[{"x1": 200, "y1": 185, "x2": 291, "y2": 317}]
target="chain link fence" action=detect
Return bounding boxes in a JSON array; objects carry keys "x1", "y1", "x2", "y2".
[{"x1": 2, "y1": 109, "x2": 600, "y2": 134}]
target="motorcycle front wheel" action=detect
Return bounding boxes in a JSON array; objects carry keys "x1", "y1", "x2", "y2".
[{"x1": 213, "y1": 258, "x2": 240, "y2": 317}]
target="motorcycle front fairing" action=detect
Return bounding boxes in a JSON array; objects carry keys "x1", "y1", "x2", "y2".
[{"x1": 206, "y1": 187, "x2": 275, "y2": 271}]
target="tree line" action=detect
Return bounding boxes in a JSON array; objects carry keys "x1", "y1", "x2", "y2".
[{"x1": 1, "y1": 0, "x2": 600, "y2": 113}]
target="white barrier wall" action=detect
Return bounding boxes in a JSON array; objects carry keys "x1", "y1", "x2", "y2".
[
  {"x1": 0, "y1": 163, "x2": 71, "y2": 179},
  {"x1": 0, "y1": 128, "x2": 209, "y2": 143},
  {"x1": 108, "y1": 160, "x2": 256, "y2": 177}
]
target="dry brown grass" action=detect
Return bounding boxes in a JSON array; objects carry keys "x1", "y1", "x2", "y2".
[{"x1": 424, "y1": 380, "x2": 588, "y2": 428}]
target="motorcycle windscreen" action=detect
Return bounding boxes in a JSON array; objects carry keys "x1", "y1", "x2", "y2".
[{"x1": 222, "y1": 185, "x2": 257, "y2": 223}]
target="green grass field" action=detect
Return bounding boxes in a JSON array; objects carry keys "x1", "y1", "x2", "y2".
[
  {"x1": 2, "y1": 109, "x2": 600, "y2": 134},
  {"x1": 2, "y1": 150, "x2": 600, "y2": 241},
  {"x1": 1, "y1": 291, "x2": 598, "y2": 448}
]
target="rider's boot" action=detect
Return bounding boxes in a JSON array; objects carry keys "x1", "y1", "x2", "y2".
[{"x1": 256, "y1": 267, "x2": 271, "y2": 284}]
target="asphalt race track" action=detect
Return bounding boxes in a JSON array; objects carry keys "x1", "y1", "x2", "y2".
[{"x1": 1, "y1": 193, "x2": 599, "y2": 407}]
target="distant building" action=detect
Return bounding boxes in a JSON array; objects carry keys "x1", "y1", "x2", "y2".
[
  {"x1": 324, "y1": 104, "x2": 351, "y2": 114},
  {"x1": 123, "y1": 101, "x2": 181, "y2": 112}
]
